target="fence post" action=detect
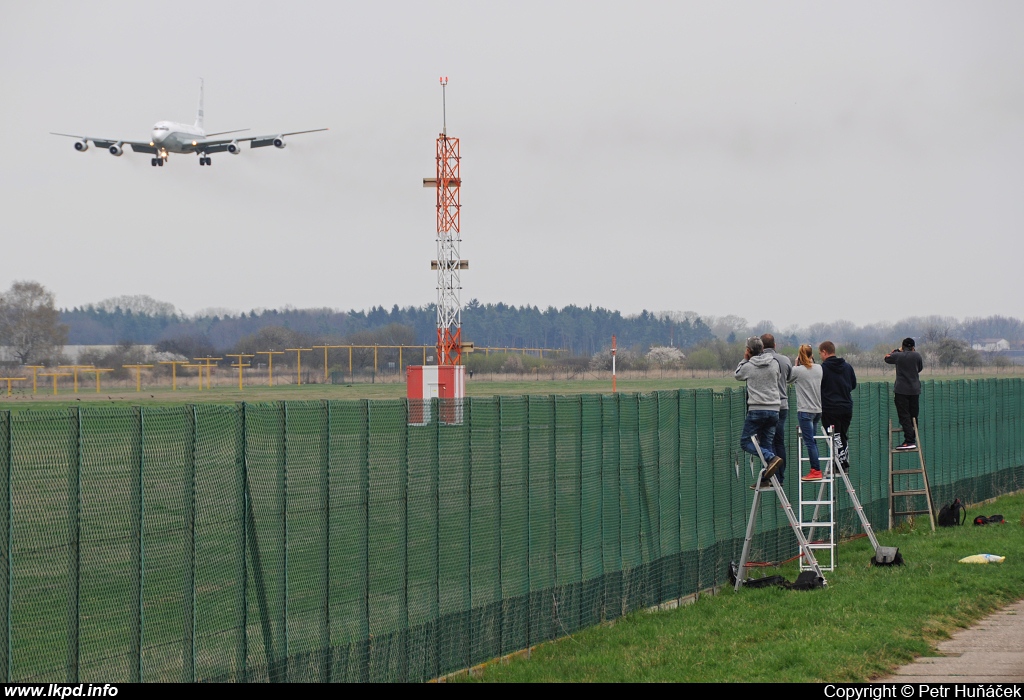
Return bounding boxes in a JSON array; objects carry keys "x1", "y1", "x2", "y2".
[
  {"x1": 282, "y1": 402, "x2": 289, "y2": 682},
  {"x1": 2, "y1": 412, "x2": 10, "y2": 683},
  {"x1": 238, "y1": 402, "x2": 248, "y2": 682},
  {"x1": 67, "y1": 407, "x2": 81, "y2": 683},
  {"x1": 132, "y1": 407, "x2": 144, "y2": 683},
  {"x1": 183, "y1": 405, "x2": 196, "y2": 683},
  {"x1": 321, "y1": 400, "x2": 331, "y2": 682}
]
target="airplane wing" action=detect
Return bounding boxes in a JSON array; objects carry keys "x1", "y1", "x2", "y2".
[
  {"x1": 196, "y1": 128, "x2": 328, "y2": 150},
  {"x1": 50, "y1": 132, "x2": 158, "y2": 154}
]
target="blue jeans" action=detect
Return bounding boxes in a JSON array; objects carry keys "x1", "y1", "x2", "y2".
[
  {"x1": 772, "y1": 408, "x2": 789, "y2": 482},
  {"x1": 741, "y1": 410, "x2": 778, "y2": 464},
  {"x1": 797, "y1": 411, "x2": 821, "y2": 472}
]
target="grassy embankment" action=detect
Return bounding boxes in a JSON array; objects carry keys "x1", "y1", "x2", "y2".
[{"x1": 451, "y1": 492, "x2": 1024, "y2": 683}]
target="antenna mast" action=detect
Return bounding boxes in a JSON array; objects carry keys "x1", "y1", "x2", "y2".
[{"x1": 430, "y1": 76, "x2": 464, "y2": 366}]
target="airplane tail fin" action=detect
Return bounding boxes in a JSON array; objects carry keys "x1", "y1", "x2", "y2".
[{"x1": 195, "y1": 78, "x2": 205, "y2": 131}]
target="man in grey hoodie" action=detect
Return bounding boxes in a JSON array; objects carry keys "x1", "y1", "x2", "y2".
[
  {"x1": 761, "y1": 333, "x2": 793, "y2": 483},
  {"x1": 735, "y1": 336, "x2": 783, "y2": 487}
]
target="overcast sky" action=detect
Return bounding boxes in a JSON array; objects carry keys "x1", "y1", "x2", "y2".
[{"x1": 2, "y1": 1, "x2": 1021, "y2": 330}]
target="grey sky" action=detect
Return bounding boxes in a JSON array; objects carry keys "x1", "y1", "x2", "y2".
[{"x1": 2, "y1": 1, "x2": 1021, "y2": 330}]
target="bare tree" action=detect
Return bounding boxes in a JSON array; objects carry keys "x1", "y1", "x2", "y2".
[
  {"x1": 93, "y1": 294, "x2": 179, "y2": 317},
  {"x1": 0, "y1": 281, "x2": 69, "y2": 364}
]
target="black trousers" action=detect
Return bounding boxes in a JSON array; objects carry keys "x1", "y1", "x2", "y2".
[
  {"x1": 821, "y1": 410, "x2": 852, "y2": 470},
  {"x1": 894, "y1": 393, "x2": 920, "y2": 443}
]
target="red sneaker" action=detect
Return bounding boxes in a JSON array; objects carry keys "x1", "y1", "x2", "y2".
[{"x1": 801, "y1": 469, "x2": 823, "y2": 481}]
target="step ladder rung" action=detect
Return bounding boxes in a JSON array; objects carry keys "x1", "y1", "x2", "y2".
[{"x1": 888, "y1": 418, "x2": 934, "y2": 532}]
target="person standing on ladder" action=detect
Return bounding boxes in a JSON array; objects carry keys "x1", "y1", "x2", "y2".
[
  {"x1": 885, "y1": 337, "x2": 924, "y2": 450},
  {"x1": 761, "y1": 333, "x2": 793, "y2": 484},
  {"x1": 735, "y1": 336, "x2": 783, "y2": 488},
  {"x1": 790, "y1": 344, "x2": 824, "y2": 481},
  {"x1": 819, "y1": 340, "x2": 857, "y2": 472}
]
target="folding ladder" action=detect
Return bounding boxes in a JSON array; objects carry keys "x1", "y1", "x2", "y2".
[
  {"x1": 888, "y1": 417, "x2": 935, "y2": 531},
  {"x1": 799, "y1": 427, "x2": 885, "y2": 570},
  {"x1": 734, "y1": 436, "x2": 827, "y2": 591}
]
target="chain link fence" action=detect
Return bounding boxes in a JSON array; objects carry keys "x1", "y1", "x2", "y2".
[{"x1": 0, "y1": 378, "x2": 1021, "y2": 682}]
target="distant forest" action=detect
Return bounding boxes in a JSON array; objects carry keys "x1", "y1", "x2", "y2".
[
  {"x1": 60, "y1": 296, "x2": 1024, "y2": 358},
  {"x1": 61, "y1": 300, "x2": 714, "y2": 355}
]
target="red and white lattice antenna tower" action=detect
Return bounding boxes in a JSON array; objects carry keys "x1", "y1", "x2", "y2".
[{"x1": 424, "y1": 76, "x2": 467, "y2": 366}]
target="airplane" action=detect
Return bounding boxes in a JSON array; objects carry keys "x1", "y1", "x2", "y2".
[{"x1": 51, "y1": 79, "x2": 327, "y2": 167}]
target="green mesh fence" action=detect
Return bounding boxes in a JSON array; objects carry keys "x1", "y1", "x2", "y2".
[{"x1": 0, "y1": 379, "x2": 1023, "y2": 682}]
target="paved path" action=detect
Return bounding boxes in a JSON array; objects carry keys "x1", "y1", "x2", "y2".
[{"x1": 875, "y1": 599, "x2": 1024, "y2": 682}]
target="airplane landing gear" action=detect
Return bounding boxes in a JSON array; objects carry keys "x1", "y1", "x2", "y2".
[
  {"x1": 199, "y1": 156, "x2": 211, "y2": 166},
  {"x1": 151, "y1": 158, "x2": 158, "y2": 167}
]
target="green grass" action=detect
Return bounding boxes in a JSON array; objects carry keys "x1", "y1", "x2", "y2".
[{"x1": 454, "y1": 492, "x2": 1024, "y2": 683}]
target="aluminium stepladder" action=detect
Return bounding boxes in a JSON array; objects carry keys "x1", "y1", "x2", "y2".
[
  {"x1": 734, "y1": 435, "x2": 827, "y2": 591},
  {"x1": 888, "y1": 417, "x2": 935, "y2": 532},
  {"x1": 798, "y1": 427, "x2": 888, "y2": 570}
]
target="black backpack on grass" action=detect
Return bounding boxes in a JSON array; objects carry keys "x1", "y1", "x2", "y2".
[{"x1": 937, "y1": 498, "x2": 966, "y2": 527}]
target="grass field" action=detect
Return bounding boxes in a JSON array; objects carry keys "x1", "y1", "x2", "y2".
[
  {"x1": 2, "y1": 364, "x2": 1022, "y2": 409},
  {"x1": 453, "y1": 491, "x2": 1024, "y2": 683}
]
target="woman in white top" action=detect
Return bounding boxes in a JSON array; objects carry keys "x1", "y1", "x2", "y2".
[{"x1": 789, "y1": 344, "x2": 824, "y2": 480}]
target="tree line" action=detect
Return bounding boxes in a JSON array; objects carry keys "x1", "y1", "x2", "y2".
[{"x1": 2, "y1": 282, "x2": 1021, "y2": 369}]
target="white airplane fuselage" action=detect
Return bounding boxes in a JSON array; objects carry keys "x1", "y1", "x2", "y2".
[{"x1": 151, "y1": 120, "x2": 207, "y2": 154}]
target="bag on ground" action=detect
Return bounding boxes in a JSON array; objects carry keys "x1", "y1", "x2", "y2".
[{"x1": 937, "y1": 498, "x2": 966, "y2": 527}]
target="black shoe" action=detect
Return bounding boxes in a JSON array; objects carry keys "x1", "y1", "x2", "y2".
[
  {"x1": 750, "y1": 479, "x2": 772, "y2": 490},
  {"x1": 763, "y1": 456, "x2": 782, "y2": 480},
  {"x1": 895, "y1": 442, "x2": 917, "y2": 451}
]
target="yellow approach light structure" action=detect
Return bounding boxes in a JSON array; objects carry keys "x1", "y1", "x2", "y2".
[
  {"x1": 313, "y1": 345, "x2": 345, "y2": 383},
  {"x1": 39, "y1": 372, "x2": 72, "y2": 395},
  {"x1": 24, "y1": 366, "x2": 45, "y2": 394},
  {"x1": 0, "y1": 377, "x2": 26, "y2": 396},
  {"x1": 227, "y1": 354, "x2": 254, "y2": 391},
  {"x1": 123, "y1": 364, "x2": 154, "y2": 392},
  {"x1": 285, "y1": 348, "x2": 312, "y2": 386},
  {"x1": 82, "y1": 368, "x2": 114, "y2": 393},
  {"x1": 158, "y1": 361, "x2": 190, "y2": 391},
  {"x1": 59, "y1": 365, "x2": 94, "y2": 394},
  {"x1": 194, "y1": 357, "x2": 222, "y2": 390},
  {"x1": 255, "y1": 351, "x2": 285, "y2": 387}
]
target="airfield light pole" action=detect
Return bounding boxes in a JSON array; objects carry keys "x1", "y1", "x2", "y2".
[
  {"x1": 158, "y1": 360, "x2": 190, "y2": 391},
  {"x1": 423, "y1": 77, "x2": 467, "y2": 366},
  {"x1": 24, "y1": 366, "x2": 45, "y2": 394},
  {"x1": 39, "y1": 372, "x2": 72, "y2": 396},
  {"x1": 123, "y1": 364, "x2": 154, "y2": 392},
  {"x1": 285, "y1": 348, "x2": 312, "y2": 386},
  {"x1": 0, "y1": 378, "x2": 26, "y2": 396},
  {"x1": 82, "y1": 368, "x2": 114, "y2": 393},
  {"x1": 312, "y1": 345, "x2": 344, "y2": 383},
  {"x1": 59, "y1": 365, "x2": 94, "y2": 394},
  {"x1": 227, "y1": 354, "x2": 254, "y2": 391},
  {"x1": 256, "y1": 351, "x2": 285, "y2": 387},
  {"x1": 194, "y1": 357, "x2": 222, "y2": 390}
]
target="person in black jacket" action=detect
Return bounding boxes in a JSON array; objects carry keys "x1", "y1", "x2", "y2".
[
  {"x1": 818, "y1": 340, "x2": 857, "y2": 472},
  {"x1": 885, "y1": 337, "x2": 924, "y2": 449}
]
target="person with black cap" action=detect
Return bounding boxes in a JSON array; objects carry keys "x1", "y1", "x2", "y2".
[{"x1": 885, "y1": 338, "x2": 924, "y2": 450}]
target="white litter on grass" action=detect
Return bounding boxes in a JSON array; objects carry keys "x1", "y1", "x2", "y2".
[{"x1": 959, "y1": 554, "x2": 1005, "y2": 564}]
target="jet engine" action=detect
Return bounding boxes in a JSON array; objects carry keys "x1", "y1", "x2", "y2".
[
  {"x1": 273, "y1": 136, "x2": 286, "y2": 149},
  {"x1": 74, "y1": 140, "x2": 89, "y2": 152},
  {"x1": 108, "y1": 143, "x2": 124, "y2": 157},
  {"x1": 227, "y1": 141, "x2": 241, "y2": 154}
]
